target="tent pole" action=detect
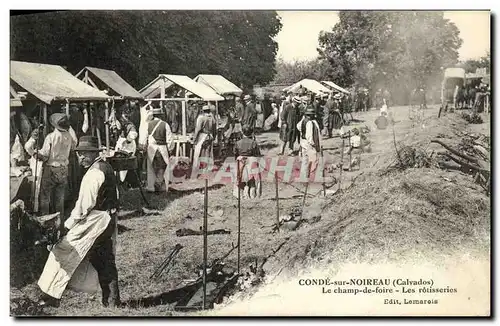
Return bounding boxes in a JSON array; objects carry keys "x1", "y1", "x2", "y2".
[
  {"x1": 43, "y1": 103, "x2": 48, "y2": 138},
  {"x1": 104, "y1": 102, "x2": 110, "y2": 151},
  {"x1": 65, "y1": 100, "x2": 70, "y2": 118},
  {"x1": 182, "y1": 94, "x2": 187, "y2": 157},
  {"x1": 202, "y1": 178, "x2": 208, "y2": 310}
]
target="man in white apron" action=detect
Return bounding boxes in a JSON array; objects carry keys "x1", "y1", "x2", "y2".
[
  {"x1": 146, "y1": 115, "x2": 173, "y2": 193},
  {"x1": 296, "y1": 106, "x2": 322, "y2": 181},
  {"x1": 37, "y1": 136, "x2": 120, "y2": 308},
  {"x1": 192, "y1": 105, "x2": 216, "y2": 174}
]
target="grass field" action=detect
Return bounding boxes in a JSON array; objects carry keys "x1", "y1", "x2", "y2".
[{"x1": 13, "y1": 105, "x2": 491, "y2": 316}]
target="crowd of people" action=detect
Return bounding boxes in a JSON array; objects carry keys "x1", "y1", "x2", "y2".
[{"x1": 7, "y1": 80, "x2": 435, "y2": 310}]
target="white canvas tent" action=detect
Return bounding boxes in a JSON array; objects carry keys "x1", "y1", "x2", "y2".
[
  {"x1": 321, "y1": 81, "x2": 350, "y2": 94},
  {"x1": 140, "y1": 74, "x2": 224, "y2": 102},
  {"x1": 282, "y1": 79, "x2": 331, "y2": 95},
  {"x1": 194, "y1": 74, "x2": 243, "y2": 97},
  {"x1": 140, "y1": 74, "x2": 224, "y2": 158}
]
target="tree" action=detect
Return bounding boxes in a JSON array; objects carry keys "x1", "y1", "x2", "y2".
[
  {"x1": 273, "y1": 57, "x2": 330, "y2": 84},
  {"x1": 459, "y1": 51, "x2": 490, "y2": 73},
  {"x1": 318, "y1": 11, "x2": 463, "y2": 105},
  {"x1": 10, "y1": 11, "x2": 282, "y2": 89}
]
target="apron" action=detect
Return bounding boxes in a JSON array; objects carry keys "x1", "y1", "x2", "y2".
[
  {"x1": 192, "y1": 133, "x2": 213, "y2": 174},
  {"x1": 146, "y1": 120, "x2": 170, "y2": 192},
  {"x1": 298, "y1": 120, "x2": 321, "y2": 181},
  {"x1": 38, "y1": 210, "x2": 112, "y2": 299}
]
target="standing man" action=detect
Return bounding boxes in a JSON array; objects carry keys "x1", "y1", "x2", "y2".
[
  {"x1": 192, "y1": 105, "x2": 216, "y2": 172},
  {"x1": 35, "y1": 113, "x2": 77, "y2": 220},
  {"x1": 235, "y1": 96, "x2": 245, "y2": 123},
  {"x1": 296, "y1": 107, "x2": 322, "y2": 180},
  {"x1": 241, "y1": 94, "x2": 257, "y2": 135},
  {"x1": 146, "y1": 112, "x2": 173, "y2": 193},
  {"x1": 323, "y1": 93, "x2": 334, "y2": 137},
  {"x1": 37, "y1": 136, "x2": 120, "y2": 308},
  {"x1": 279, "y1": 96, "x2": 301, "y2": 155}
]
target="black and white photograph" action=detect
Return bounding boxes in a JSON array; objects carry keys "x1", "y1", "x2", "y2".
[{"x1": 8, "y1": 9, "x2": 491, "y2": 317}]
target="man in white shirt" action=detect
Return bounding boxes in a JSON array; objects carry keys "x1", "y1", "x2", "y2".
[
  {"x1": 296, "y1": 106, "x2": 322, "y2": 180},
  {"x1": 37, "y1": 136, "x2": 121, "y2": 308},
  {"x1": 33, "y1": 113, "x2": 77, "y2": 219}
]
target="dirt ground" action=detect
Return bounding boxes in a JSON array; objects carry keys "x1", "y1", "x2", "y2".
[{"x1": 14, "y1": 105, "x2": 491, "y2": 316}]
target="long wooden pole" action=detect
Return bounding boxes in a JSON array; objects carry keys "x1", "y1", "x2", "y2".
[
  {"x1": 43, "y1": 103, "x2": 48, "y2": 138},
  {"x1": 321, "y1": 147, "x2": 326, "y2": 196},
  {"x1": 348, "y1": 130, "x2": 352, "y2": 171},
  {"x1": 104, "y1": 102, "x2": 110, "y2": 151},
  {"x1": 339, "y1": 134, "x2": 345, "y2": 191},
  {"x1": 237, "y1": 160, "x2": 241, "y2": 274},
  {"x1": 274, "y1": 171, "x2": 280, "y2": 231},
  {"x1": 202, "y1": 178, "x2": 208, "y2": 310}
]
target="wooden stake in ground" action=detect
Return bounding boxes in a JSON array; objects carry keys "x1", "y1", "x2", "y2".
[
  {"x1": 202, "y1": 178, "x2": 208, "y2": 310},
  {"x1": 237, "y1": 160, "x2": 241, "y2": 274},
  {"x1": 300, "y1": 162, "x2": 311, "y2": 221},
  {"x1": 321, "y1": 147, "x2": 326, "y2": 196},
  {"x1": 338, "y1": 133, "x2": 345, "y2": 191},
  {"x1": 348, "y1": 130, "x2": 352, "y2": 171},
  {"x1": 274, "y1": 171, "x2": 280, "y2": 231}
]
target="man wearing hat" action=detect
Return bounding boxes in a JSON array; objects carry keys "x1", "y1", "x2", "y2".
[
  {"x1": 296, "y1": 106, "x2": 322, "y2": 179},
  {"x1": 279, "y1": 96, "x2": 301, "y2": 155},
  {"x1": 241, "y1": 94, "x2": 257, "y2": 135},
  {"x1": 35, "y1": 113, "x2": 77, "y2": 219},
  {"x1": 37, "y1": 136, "x2": 121, "y2": 308},
  {"x1": 193, "y1": 104, "x2": 216, "y2": 172},
  {"x1": 146, "y1": 110, "x2": 173, "y2": 193}
]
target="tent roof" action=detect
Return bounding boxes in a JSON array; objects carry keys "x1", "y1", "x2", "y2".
[
  {"x1": 194, "y1": 74, "x2": 243, "y2": 96},
  {"x1": 140, "y1": 74, "x2": 224, "y2": 101},
  {"x1": 321, "y1": 81, "x2": 350, "y2": 94},
  {"x1": 78, "y1": 66, "x2": 144, "y2": 99},
  {"x1": 283, "y1": 79, "x2": 332, "y2": 95},
  {"x1": 10, "y1": 61, "x2": 110, "y2": 104}
]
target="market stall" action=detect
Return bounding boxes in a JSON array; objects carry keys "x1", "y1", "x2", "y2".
[
  {"x1": 10, "y1": 60, "x2": 111, "y2": 212},
  {"x1": 75, "y1": 66, "x2": 144, "y2": 147},
  {"x1": 321, "y1": 80, "x2": 351, "y2": 95},
  {"x1": 139, "y1": 74, "x2": 224, "y2": 159},
  {"x1": 283, "y1": 79, "x2": 332, "y2": 96}
]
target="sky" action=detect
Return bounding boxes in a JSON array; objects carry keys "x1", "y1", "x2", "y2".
[{"x1": 275, "y1": 11, "x2": 490, "y2": 62}]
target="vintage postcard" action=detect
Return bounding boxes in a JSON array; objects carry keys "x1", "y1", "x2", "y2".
[{"x1": 9, "y1": 10, "x2": 491, "y2": 317}]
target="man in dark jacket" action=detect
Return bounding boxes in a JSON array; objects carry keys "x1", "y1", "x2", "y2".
[
  {"x1": 279, "y1": 96, "x2": 301, "y2": 155},
  {"x1": 241, "y1": 94, "x2": 257, "y2": 135}
]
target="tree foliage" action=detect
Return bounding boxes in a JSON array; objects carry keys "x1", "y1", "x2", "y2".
[
  {"x1": 10, "y1": 11, "x2": 282, "y2": 89},
  {"x1": 458, "y1": 51, "x2": 490, "y2": 73},
  {"x1": 273, "y1": 57, "x2": 330, "y2": 84},
  {"x1": 318, "y1": 11, "x2": 463, "y2": 104}
]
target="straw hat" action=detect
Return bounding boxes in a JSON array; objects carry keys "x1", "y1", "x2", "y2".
[
  {"x1": 49, "y1": 113, "x2": 70, "y2": 132},
  {"x1": 243, "y1": 94, "x2": 251, "y2": 101}
]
